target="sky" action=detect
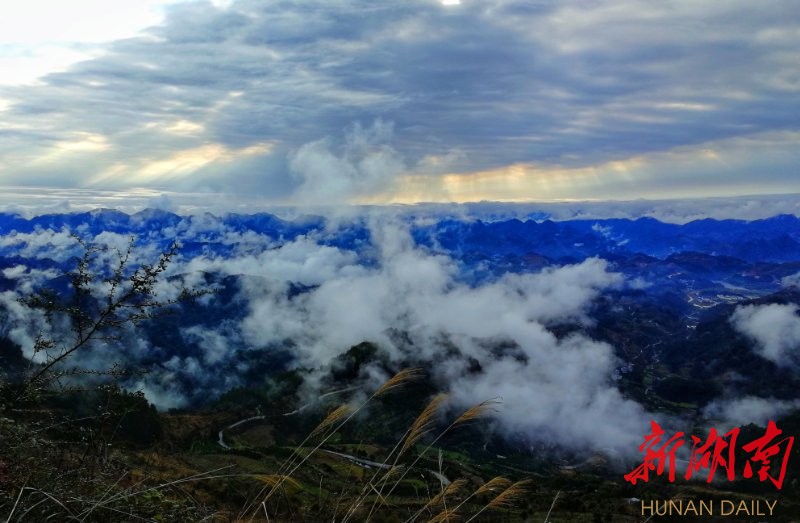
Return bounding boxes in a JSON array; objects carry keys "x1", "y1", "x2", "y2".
[{"x1": 0, "y1": 0, "x2": 798, "y2": 206}]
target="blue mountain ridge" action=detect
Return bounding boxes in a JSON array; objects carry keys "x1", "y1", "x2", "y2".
[{"x1": 0, "y1": 209, "x2": 798, "y2": 263}]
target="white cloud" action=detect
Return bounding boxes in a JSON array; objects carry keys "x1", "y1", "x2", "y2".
[
  {"x1": 731, "y1": 303, "x2": 800, "y2": 367},
  {"x1": 185, "y1": 234, "x2": 361, "y2": 285},
  {"x1": 290, "y1": 120, "x2": 405, "y2": 204},
  {"x1": 182, "y1": 323, "x2": 241, "y2": 365},
  {"x1": 703, "y1": 396, "x2": 800, "y2": 431},
  {"x1": 782, "y1": 272, "x2": 800, "y2": 288},
  {"x1": 235, "y1": 218, "x2": 643, "y2": 453},
  {"x1": 0, "y1": 229, "x2": 81, "y2": 261},
  {"x1": 448, "y1": 335, "x2": 649, "y2": 451},
  {"x1": 0, "y1": 290, "x2": 55, "y2": 361},
  {"x1": 1, "y1": 265, "x2": 28, "y2": 279}
]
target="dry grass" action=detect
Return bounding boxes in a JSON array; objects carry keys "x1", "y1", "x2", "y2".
[
  {"x1": 484, "y1": 479, "x2": 532, "y2": 510},
  {"x1": 374, "y1": 368, "x2": 423, "y2": 398},
  {"x1": 345, "y1": 395, "x2": 513, "y2": 523},
  {"x1": 474, "y1": 476, "x2": 513, "y2": 496},
  {"x1": 428, "y1": 507, "x2": 463, "y2": 523},
  {"x1": 418, "y1": 476, "x2": 515, "y2": 523},
  {"x1": 405, "y1": 479, "x2": 468, "y2": 523},
  {"x1": 1, "y1": 369, "x2": 531, "y2": 523},
  {"x1": 464, "y1": 479, "x2": 532, "y2": 522},
  {"x1": 240, "y1": 368, "x2": 431, "y2": 521},
  {"x1": 401, "y1": 393, "x2": 449, "y2": 454},
  {"x1": 452, "y1": 398, "x2": 501, "y2": 427},
  {"x1": 428, "y1": 479, "x2": 467, "y2": 508},
  {"x1": 309, "y1": 404, "x2": 354, "y2": 440}
]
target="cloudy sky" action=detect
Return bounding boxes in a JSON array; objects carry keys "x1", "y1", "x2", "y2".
[{"x1": 1, "y1": 0, "x2": 798, "y2": 205}]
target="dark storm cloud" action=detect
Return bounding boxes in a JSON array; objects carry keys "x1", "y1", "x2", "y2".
[{"x1": 0, "y1": 0, "x2": 798, "y2": 199}]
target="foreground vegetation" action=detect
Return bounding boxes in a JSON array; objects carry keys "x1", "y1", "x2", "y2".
[
  {"x1": 4, "y1": 362, "x2": 800, "y2": 522},
  {"x1": 0, "y1": 368, "x2": 631, "y2": 522}
]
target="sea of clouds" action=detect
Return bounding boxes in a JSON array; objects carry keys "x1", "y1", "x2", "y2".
[{"x1": 2, "y1": 205, "x2": 799, "y2": 456}]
